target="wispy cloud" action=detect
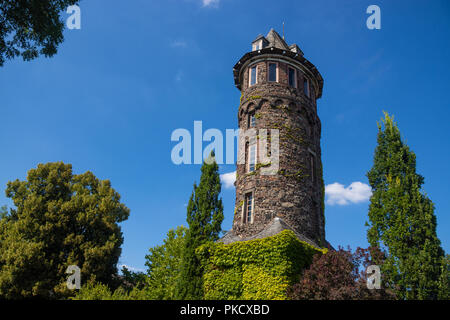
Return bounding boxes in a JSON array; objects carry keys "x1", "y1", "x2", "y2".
[
  {"x1": 170, "y1": 40, "x2": 187, "y2": 48},
  {"x1": 220, "y1": 171, "x2": 236, "y2": 189},
  {"x1": 325, "y1": 181, "x2": 372, "y2": 206},
  {"x1": 202, "y1": 0, "x2": 220, "y2": 8},
  {"x1": 175, "y1": 70, "x2": 183, "y2": 82}
]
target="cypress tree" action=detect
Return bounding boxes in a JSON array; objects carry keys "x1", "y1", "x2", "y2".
[
  {"x1": 366, "y1": 112, "x2": 446, "y2": 299},
  {"x1": 176, "y1": 153, "x2": 224, "y2": 299}
]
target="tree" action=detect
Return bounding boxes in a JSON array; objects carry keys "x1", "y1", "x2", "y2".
[
  {"x1": 366, "y1": 112, "x2": 446, "y2": 299},
  {"x1": 119, "y1": 266, "x2": 147, "y2": 291},
  {"x1": 438, "y1": 254, "x2": 449, "y2": 300},
  {"x1": 0, "y1": 162, "x2": 129, "y2": 299},
  {"x1": 0, "y1": 0, "x2": 80, "y2": 66},
  {"x1": 72, "y1": 280, "x2": 148, "y2": 300},
  {"x1": 176, "y1": 153, "x2": 224, "y2": 299},
  {"x1": 288, "y1": 247, "x2": 395, "y2": 300},
  {"x1": 74, "y1": 226, "x2": 187, "y2": 300},
  {"x1": 0, "y1": 205, "x2": 7, "y2": 220},
  {"x1": 143, "y1": 226, "x2": 187, "y2": 300}
]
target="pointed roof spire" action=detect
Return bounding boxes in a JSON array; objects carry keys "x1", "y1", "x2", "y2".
[{"x1": 266, "y1": 28, "x2": 290, "y2": 50}]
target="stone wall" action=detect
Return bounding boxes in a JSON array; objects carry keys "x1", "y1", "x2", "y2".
[{"x1": 233, "y1": 58, "x2": 325, "y2": 246}]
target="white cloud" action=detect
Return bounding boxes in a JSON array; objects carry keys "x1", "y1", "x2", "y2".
[
  {"x1": 170, "y1": 40, "x2": 187, "y2": 48},
  {"x1": 175, "y1": 70, "x2": 183, "y2": 82},
  {"x1": 325, "y1": 181, "x2": 372, "y2": 206},
  {"x1": 220, "y1": 171, "x2": 236, "y2": 189},
  {"x1": 202, "y1": 0, "x2": 219, "y2": 7}
]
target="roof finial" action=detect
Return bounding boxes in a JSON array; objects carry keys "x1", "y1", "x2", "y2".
[{"x1": 282, "y1": 22, "x2": 285, "y2": 40}]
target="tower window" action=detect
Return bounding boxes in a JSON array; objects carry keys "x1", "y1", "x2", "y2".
[
  {"x1": 304, "y1": 78, "x2": 310, "y2": 97},
  {"x1": 288, "y1": 67, "x2": 296, "y2": 87},
  {"x1": 268, "y1": 63, "x2": 277, "y2": 82},
  {"x1": 248, "y1": 112, "x2": 256, "y2": 128},
  {"x1": 245, "y1": 193, "x2": 254, "y2": 223},
  {"x1": 248, "y1": 144, "x2": 257, "y2": 172},
  {"x1": 249, "y1": 66, "x2": 257, "y2": 86}
]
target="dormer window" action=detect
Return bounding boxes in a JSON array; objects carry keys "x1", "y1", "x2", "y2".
[
  {"x1": 288, "y1": 67, "x2": 297, "y2": 88},
  {"x1": 249, "y1": 66, "x2": 257, "y2": 86},
  {"x1": 268, "y1": 62, "x2": 278, "y2": 82},
  {"x1": 252, "y1": 40, "x2": 262, "y2": 51}
]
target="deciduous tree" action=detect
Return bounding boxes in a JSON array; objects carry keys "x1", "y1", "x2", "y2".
[
  {"x1": 288, "y1": 247, "x2": 395, "y2": 300},
  {"x1": 0, "y1": 162, "x2": 129, "y2": 299},
  {"x1": 0, "y1": 0, "x2": 80, "y2": 66},
  {"x1": 143, "y1": 226, "x2": 187, "y2": 300}
]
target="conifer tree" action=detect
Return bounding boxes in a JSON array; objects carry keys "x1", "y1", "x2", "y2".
[
  {"x1": 366, "y1": 112, "x2": 446, "y2": 299},
  {"x1": 176, "y1": 153, "x2": 224, "y2": 299}
]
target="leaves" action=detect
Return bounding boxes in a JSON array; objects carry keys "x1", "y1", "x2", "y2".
[
  {"x1": 366, "y1": 112, "x2": 445, "y2": 299},
  {"x1": 0, "y1": 0, "x2": 81, "y2": 66},
  {"x1": 143, "y1": 226, "x2": 187, "y2": 300},
  {"x1": 201, "y1": 230, "x2": 325, "y2": 300},
  {"x1": 176, "y1": 153, "x2": 224, "y2": 299},
  {"x1": 288, "y1": 246, "x2": 395, "y2": 300},
  {"x1": 0, "y1": 162, "x2": 130, "y2": 299}
]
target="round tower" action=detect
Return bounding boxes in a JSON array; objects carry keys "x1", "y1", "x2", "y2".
[{"x1": 230, "y1": 29, "x2": 325, "y2": 247}]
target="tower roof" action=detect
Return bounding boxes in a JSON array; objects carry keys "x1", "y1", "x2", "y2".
[
  {"x1": 219, "y1": 217, "x2": 322, "y2": 249},
  {"x1": 233, "y1": 29, "x2": 323, "y2": 97},
  {"x1": 265, "y1": 28, "x2": 290, "y2": 50}
]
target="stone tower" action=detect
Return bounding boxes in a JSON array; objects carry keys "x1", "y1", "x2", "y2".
[{"x1": 221, "y1": 29, "x2": 325, "y2": 248}]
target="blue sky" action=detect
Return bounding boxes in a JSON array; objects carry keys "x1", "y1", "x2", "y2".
[{"x1": 0, "y1": 0, "x2": 449, "y2": 272}]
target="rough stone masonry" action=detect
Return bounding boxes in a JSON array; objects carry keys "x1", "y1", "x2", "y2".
[{"x1": 220, "y1": 29, "x2": 326, "y2": 248}]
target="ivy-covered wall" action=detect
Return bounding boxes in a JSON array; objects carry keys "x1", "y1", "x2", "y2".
[{"x1": 197, "y1": 230, "x2": 327, "y2": 300}]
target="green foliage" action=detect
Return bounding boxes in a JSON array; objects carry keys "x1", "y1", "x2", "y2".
[
  {"x1": 438, "y1": 255, "x2": 450, "y2": 300},
  {"x1": 0, "y1": 162, "x2": 130, "y2": 299},
  {"x1": 242, "y1": 265, "x2": 289, "y2": 300},
  {"x1": 0, "y1": 205, "x2": 7, "y2": 220},
  {"x1": 120, "y1": 266, "x2": 146, "y2": 291},
  {"x1": 72, "y1": 281, "x2": 115, "y2": 300},
  {"x1": 72, "y1": 280, "x2": 149, "y2": 300},
  {"x1": 74, "y1": 226, "x2": 188, "y2": 301},
  {"x1": 198, "y1": 230, "x2": 326, "y2": 300},
  {"x1": 143, "y1": 226, "x2": 187, "y2": 300},
  {"x1": 0, "y1": 0, "x2": 81, "y2": 66},
  {"x1": 367, "y1": 112, "x2": 445, "y2": 300},
  {"x1": 176, "y1": 153, "x2": 224, "y2": 299}
]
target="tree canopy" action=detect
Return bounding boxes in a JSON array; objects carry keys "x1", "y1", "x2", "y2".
[
  {"x1": 0, "y1": 0, "x2": 80, "y2": 66},
  {"x1": 0, "y1": 162, "x2": 129, "y2": 299},
  {"x1": 288, "y1": 247, "x2": 395, "y2": 300},
  {"x1": 366, "y1": 112, "x2": 447, "y2": 299},
  {"x1": 176, "y1": 153, "x2": 224, "y2": 299},
  {"x1": 143, "y1": 225, "x2": 187, "y2": 300}
]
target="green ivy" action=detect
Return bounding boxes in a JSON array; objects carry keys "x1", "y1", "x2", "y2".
[{"x1": 197, "y1": 230, "x2": 326, "y2": 300}]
